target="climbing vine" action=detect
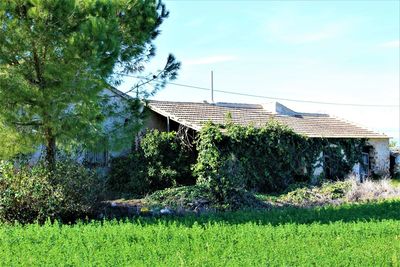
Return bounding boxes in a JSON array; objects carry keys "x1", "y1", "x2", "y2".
[{"x1": 194, "y1": 119, "x2": 366, "y2": 199}]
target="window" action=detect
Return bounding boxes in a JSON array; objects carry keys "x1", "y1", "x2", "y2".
[{"x1": 360, "y1": 152, "x2": 370, "y2": 181}]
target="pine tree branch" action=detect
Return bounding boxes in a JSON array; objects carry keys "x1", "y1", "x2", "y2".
[{"x1": 13, "y1": 120, "x2": 43, "y2": 126}]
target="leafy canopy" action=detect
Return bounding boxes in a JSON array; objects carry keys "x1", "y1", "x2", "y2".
[{"x1": 0, "y1": 0, "x2": 179, "y2": 160}]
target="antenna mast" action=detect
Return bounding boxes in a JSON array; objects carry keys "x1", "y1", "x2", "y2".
[{"x1": 211, "y1": 70, "x2": 214, "y2": 103}]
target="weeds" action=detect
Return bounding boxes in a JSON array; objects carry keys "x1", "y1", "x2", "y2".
[
  {"x1": 346, "y1": 177, "x2": 400, "y2": 201},
  {"x1": 260, "y1": 177, "x2": 400, "y2": 207}
]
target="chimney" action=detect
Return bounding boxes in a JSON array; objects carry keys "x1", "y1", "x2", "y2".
[{"x1": 262, "y1": 102, "x2": 298, "y2": 116}]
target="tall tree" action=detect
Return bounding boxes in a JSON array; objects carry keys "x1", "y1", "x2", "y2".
[{"x1": 0, "y1": 0, "x2": 179, "y2": 168}]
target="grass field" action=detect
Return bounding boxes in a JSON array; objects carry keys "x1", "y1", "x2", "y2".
[{"x1": 1, "y1": 200, "x2": 400, "y2": 266}]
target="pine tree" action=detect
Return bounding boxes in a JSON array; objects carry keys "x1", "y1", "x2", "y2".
[{"x1": 0, "y1": 0, "x2": 179, "y2": 168}]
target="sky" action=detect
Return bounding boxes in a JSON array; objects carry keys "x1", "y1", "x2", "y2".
[{"x1": 118, "y1": 0, "x2": 400, "y2": 144}]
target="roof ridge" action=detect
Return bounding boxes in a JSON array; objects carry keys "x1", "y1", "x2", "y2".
[
  {"x1": 144, "y1": 98, "x2": 389, "y2": 139},
  {"x1": 148, "y1": 99, "x2": 208, "y2": 105}
]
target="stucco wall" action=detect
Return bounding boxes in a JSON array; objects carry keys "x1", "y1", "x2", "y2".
[
  {"x1": 351, "y1": 163, "x2": 361, "y2": 178},
  {"x1": 368, "y1": 138, "x2": 390, "y2": 176},
  {"x1": 312, "y1": 152, "x2": 324, "y2": 177}
]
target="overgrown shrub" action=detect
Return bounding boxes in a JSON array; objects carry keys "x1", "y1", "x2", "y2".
[
  {"x1": 107, "y1": 130, "x2": 196, "y2": 197},
  {"x1": 51, "y1": 161, "x2": 104, "y2": 220},
  {"x1": 194, "y1": 121, "x2": 320, "y2": 197},
  {"x1": 0, "y1": 162, "x2": 60, "y2": 223},
  {"x1": 107, "y1": 152, "x2": 149, "y2": 197},
  {"x1": 194, "y1": 120, "x2": 365, "y2": 203},
  {"x1": 141, "y1": 130, "x2": 196, "y2": 188},
  {"x1": 0, "y1": 161, "x2": 102, "y2": 224},
  {"x1": 321, "y1": 140, "x2": 366, "y2": 180},
  {"x1": 146, "y1": 185, "x2": 212, "y2": 210},
  {"x1": 278, "y1": 181, "x2": 352, "y2": 206},
  {"x1": 146, "y1": 185, "x2": 264, "y2": 211}
]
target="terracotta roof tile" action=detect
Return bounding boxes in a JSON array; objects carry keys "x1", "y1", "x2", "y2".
[{"x1": 147, "y1": 100, "x2": 388, "y2": 139}]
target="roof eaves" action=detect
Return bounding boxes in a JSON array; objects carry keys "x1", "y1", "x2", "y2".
[
  {"x1": 328, "y1": 114, "x2": 388, "y2": 139},
  {"x1": 306, "y1": 134, "x2": 389, "y2": 139}
]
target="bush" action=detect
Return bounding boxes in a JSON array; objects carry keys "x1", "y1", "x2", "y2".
[
  {"x1": 0, "y1": 162, "x2": 60, "y2": 224},
  {"x1": 277, "y1": 181, "x2": 352, "y2": 206},
  {"x1": 194, "y1": 121, "x2": 321, "y2": 197},
  {"x1": 51, "y1": 161, "x2": 104, "y2": 220},
  {"x1": 146, "y1": 185, "x2": 264, "y2": 211},
  {"x1": 194, "y1": 120, "x2": 365, "y2": 203},
  {"x1": 146, "y1": 185, "x2": 212, "y2": 210},
  {"x1": 107, "y1": 152, "x2": 149, "y2": 197},
  {"x1": 107, "y1": 130, "x2": 196, "y2": 197},
  {"x1": 0, "y1": 161, "x2": 102, "y2": 224},
  {"x1": 141, "y1": 130, "x2": 196, "y2": 188}
]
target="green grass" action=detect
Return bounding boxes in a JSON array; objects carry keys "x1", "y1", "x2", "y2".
[{"x1": 1, "y1": 200, "x2": 400, "y2": 266}]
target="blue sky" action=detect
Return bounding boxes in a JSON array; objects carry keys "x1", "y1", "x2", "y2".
[{"x1": 119, "y1": 0, "x2": 400, "y2": 143}]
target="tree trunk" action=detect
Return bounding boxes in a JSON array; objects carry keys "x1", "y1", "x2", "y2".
[{"x1": 45, "y1": 127, "x2": 56, "y2": 171}]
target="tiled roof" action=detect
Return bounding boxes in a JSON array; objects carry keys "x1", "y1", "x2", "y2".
[{"x1": 147, "y1": 100, "x2": 388, "y2": 139}]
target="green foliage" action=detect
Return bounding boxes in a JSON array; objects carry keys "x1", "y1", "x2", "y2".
[
  {"x1": 0, "y1": 161, "x2": 102, "y2": 223},
  {"x1": 0, "y1": 161, "x2": 60, "y2": 224},
  {"x1": 390, "y1": 140, "x2": 398, "y2": 148},
  {"x1": 50, "y1": 161, "x2": 104, "y2": 220},
  {"x1": 278, "y1": 180, "x2": 352, "y2": 206},
  {"x1": 146, "y1": 185, "x2": 212, "y2": 209},
  {"x1": 141, "y1": 129, "x2": 196, "y2": 188},
  {"x1": 0, "y1": 0, "x2": 180, "y2": 165},
  {"x1": 107, "y1": 152, "x2": 148, "y2": 197},
  {"x1": 194, "y1": 120, "x2": 366, "y2": 203},
  {"x1": 321, "y1": 139, "x2": 366, "y2": 180},
  {"x1": 0, "y1": 201, "x2": 400, "y2": 266},
  {"x1": 194, "y1": 120, "x2": 319, "y2": 198},
  {"x1": 0, "y1": 120, "x2": 36, "y2": 159},
  {"x1": 108, "y1": 130, "x2": 196, "y2": 196},
  {"x1": 146, "y1": 185, "x2": 263, "y2": 210}
]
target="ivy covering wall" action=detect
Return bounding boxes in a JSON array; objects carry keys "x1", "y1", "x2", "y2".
[
  {"x1": 108, "y1": 120, "x2": 366, "y2": 200},
  {"x1": 194, "y1": 120, "x2": 366, "y2": 201}
]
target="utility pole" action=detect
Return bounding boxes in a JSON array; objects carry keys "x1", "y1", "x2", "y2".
[{"x1": 211, "y1": 70, "x2": 214, "y2": 103}]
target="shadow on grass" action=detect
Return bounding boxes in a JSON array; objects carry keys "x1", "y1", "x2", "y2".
[{"x1": 130, "y1": 199, "x2": 400, "y2": 227}]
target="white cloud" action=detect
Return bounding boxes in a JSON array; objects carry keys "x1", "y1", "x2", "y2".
[
  {"x1": 184, "y1": 55, "x2": 237, "y2": 66},
  {"x1": 379, "y1": 40, "x2": 400, "y2": 48},
  {"x1": 263, "y1": 10, "x2": 357, "y2": 44},
  {"x1": 266, "y1": 21, "x2": 349, "y2": 44}
]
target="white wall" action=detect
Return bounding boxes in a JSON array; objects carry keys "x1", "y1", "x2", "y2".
[
  {"x1": 311, "y1": 138, "x2": 390, "y2": 180},
  {"x1": 24, "y1": 88, "x2": 134, "y2": 166},
  {"x1": 368, "y1": 138, "x2": 390, "y2": 176},
  {"x1": 312, "y1": 152, "x2": 324, "y2": 177}
]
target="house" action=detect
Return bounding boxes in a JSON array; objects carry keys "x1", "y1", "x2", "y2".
[
  {"x1": 29, "y1": 87, "x2": 391, "y2": 180},
  {"x1": 145, "y1": 99, "x2": 390, "y2": 179}
]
